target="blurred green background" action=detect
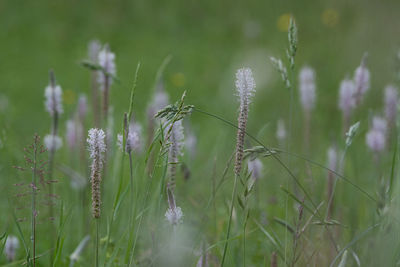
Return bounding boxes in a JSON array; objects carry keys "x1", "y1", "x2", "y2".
[{"x1": 1, "y1": 0, "x2": 400, "y2": 265}]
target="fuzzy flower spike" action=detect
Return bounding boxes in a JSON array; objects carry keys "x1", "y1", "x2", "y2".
[
  {"x1": 384, "y1": 85, "x2": 398, "y2": 129},
  {"x1": 98, "y1": 45, "x2": 116, "y2": 119},
  {"x1": 165, "y1": 119, "x2": 185, "y2": 191},
  {"x1": 235, "y1": 68, "x2": 256, "y2": 175},
  {"x1": 45, "y1": 70, "x2": 63, "y2": 117},
  {"x1": 87, "y1": 128, "x2": 106, "y2": 218},
  {"x1": 354, "y1": 54, "x2": 370, "y2": 105},
  {"x1": 366, "y1": 116, "x2": 387, "y2": 153},
  {"x1": 299, "y1": 66, "x2": 316, "y2": 112}
]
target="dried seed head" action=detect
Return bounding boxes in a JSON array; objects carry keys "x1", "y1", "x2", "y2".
[
  {"x1": 235, "y1": 68, "x2": 256, "y2": 175},
  {"x1": 98, "y1": 45, "x2": 116, "y2": 91},
  {"x1": 87, "y1": 128, "x2": 106, "y2": 218},
  {"x1": 44, "y1": 72, "x2": 63, "y2": 116},
  {"x1": 338, "y1": 79, "x2": 356, "y2": 116},
  {"x1": 354, "y1": 54, "x2": 370, "y2": 104},
  {"x1": 384, "y1": 85, "x2": 398, "y2": 126},
  {"x1": 44, "y1": 134, "x2": 63, "y2": 151},
  {"x1": 299, "y1": 66, "x2": 316, "y2": 111},
  {"x1": 247, "y1": 158, "x2": 263, "y2": 180}
]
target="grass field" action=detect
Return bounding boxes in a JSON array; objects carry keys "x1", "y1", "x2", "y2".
[{"x1": 1, "y1": 1, "x2": 400, "y2": 266}]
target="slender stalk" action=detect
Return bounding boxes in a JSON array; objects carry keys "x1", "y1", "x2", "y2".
[
  {"x1": 220, "y1": 173, "x2": 239, "y2": 267},
  {"x1": 95, "y1": 219, "x2": 99, "y2": 267},
  {"x1": 31, "y1": 137, "x2": 38, "y2": 267}
]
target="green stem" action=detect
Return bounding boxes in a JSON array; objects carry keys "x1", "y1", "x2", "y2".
[
  {"x1": 95, "y1": 219, "x2": 99, "y2": 267},
  {"x1": 221, "y1": 173, "x2": 239, "y2": 267}
]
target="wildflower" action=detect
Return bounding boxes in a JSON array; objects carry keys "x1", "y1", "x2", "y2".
[
  {"x1": 44, "y1": 76, "x2": 63, "y2": 116},
  {"x1": 87, "y1": 128, "x2": 106, "y2": 218},
  {"x1": 78, "y1": 94, "x2": 88, "y2": 121},
  {"x1": 247, "y1": 158, "x2": 263, "y2": 180},
  {"x1": 235, "y1": 68, "x2": 256, "y2": 175},
  {"x1": 165, "y1": 187, "x2": 183, "y2": 226},
  {"x1": 299, "y1": 66, "x2": 316, "y2": 111},
  {"x1": 117, "y1": 120, "x2": 143, "y2": 154},
  {"x1": 44, "y1": 134, "x2": 62, "y2": 151},
  {"x1": 338, "y1": 79, "x2": 356, "y2": 115},
  {"x1": 384, "y1": 85, "x2": 398, "y2": 127},
  {"x1": 327, "y1": 146, "x2": 338, "y2": 172},
  {"x1": 98, "y1": 45, "x2": 116, "y2": 91},
  {"x1": 88, "y1": 40, "x2": 101, "y2": 63},
  {"x1": 4, "y1": 235, "x2": 19, "y2": 262},
  {"x1": 366, "y1": 116, "x2": 387, "y2": 153},
  {"x1": 276, "y1": 119, "x2": 287, "y2": 142},
  {"x1": 354, "y1": 55, "x2": 370, "y2": 104},
  {"x1": 66, "y1": 120, "x2": 82, "y2": 151}
]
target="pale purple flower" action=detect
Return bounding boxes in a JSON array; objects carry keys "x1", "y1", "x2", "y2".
[
  {"x1": 88, "y1": 40, "x2": 101, "y2": 63},
  {"x1": 98, "y1": 46, "x2": 116, "y2": 91},
  {"x1": 117, "y1": 121, "x2": 143, "y2": 153},
  {"x1": 384, "y1": 85, "x2": 398, "y2": 126},
  {"x1": 44, "y1": 134, "x2": 63, "y2": 151},
  {"x1": 276, "y1": 119, "x2": 287, "y2": 142},
  {"x1": 165, "y1": 206, "x2": 183, "y2": 226},
  {"x1": 66, "y1": 120, "x2": 78, "y2": 150},
  {"x1": 87, "y1": 128, "x2": 106, "y2": 164},
  {"x1": 78, "y1": 94, "x2": 88, "y2": 120},
  {"x1": 354, "y1": 56, "x2": 370, "y2": 104},
  {"x1": 366, "y1": 116, "x2": 387, "y2": 153},
  {"x1": 338, "y1": 79, "x2": 356, "y2": 116},
  {"x1": 4, "y1": 235, "x2": 19, "y2": 262},
  {"x1": 299, "y1": 66, "x2": 316, "y2": 111},
  {"x1": 236, "y1": 68, "x2": 256, "y2": 107},
  {"x1": 247, "y1": 158, "x2": 263, "y2": 180},
  {"x1": 45, "y1": 84, "x2": 63, "y2": 116}
]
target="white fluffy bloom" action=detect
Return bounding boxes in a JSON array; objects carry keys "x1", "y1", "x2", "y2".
[
  {"x1": 4, "y1": 235, "x2": 19, "y2": 262},
  {"x1": 98, "y1": 47, "x2": 116, "y2": 91},
  {"x1": 45, "y1": 84, "x2": 63, "y2": 116},
  {"x1": 247, "y1": 158, "x2": 263, "y2": 180},
  {"x1": 117, "y1": 121, "x2": 143, "y2": 153},
  {"x1": 165, "y1": 206, "x2": 183, "y2": 226},
  {"x1": 338, "y1": 79, "x2": 356, "y2": 115},
  {"x1": 236, "y1": 68, "x2": 256, "y2": 107},
  {"x1": 44, "y1": 134, "x2": 63, "y2": 151},
  {"x1": 66, "y1": 120, "x2": 78, "y2": 150},
  {"x1": 384, "y1": 85, "x2": 398, "y2": 125},
  {"x1": 354, "y1": 60, "x2": 370, "y2": 103},
  {"x1": 87, "y1": 128, "x2": 106, "y2": 163},
  {"x1": 299, "y1": 66, "x2": 316, "y2": 111},
  {"x1": 366, "y1": 116, "x2": 387, "y2": 153},
  {"x1": 88, "y1": 40, "x2": 101, "y2": 62},
  {"x1": 276, "y1": 119, "x2": 287, "y2": 142}
]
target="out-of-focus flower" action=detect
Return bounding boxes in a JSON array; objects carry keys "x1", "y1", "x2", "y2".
[
  {"x1": 338, "y1": 79, "x2": 356, "y2": 116},
  {"x1": 98, "y1": 46, "x2": 116, "y2": 91},
  {"x1": 4, "y1": 235, "x2": 19, "y2": 262},
  {"x1": 366, "y1": 116, "x2": 387, "y2": 153},
  {"x1": 44, "y1": 134, "x2": 63, "y2": 151},
  {"x1": 299, "y1": 66, "x2": 316, "y2": 111},
  {"x1": 45, "y1": 83, "x2": 63, "y2": 116},
  {"x1": 276, "y1": 119, "x2": 287, "y2": 142},
  {"x1": 247, "y1": 158, "x2": 263, "y2": 180},
  {"x1": 354, "y1": 55, "x2": 370, "y2": 104},
  {"x1": 384, "y1": 85, "x2": 398, "y2": 127},
  {"x1": 277, "y1": 13, "x2": 291, "y2": 32},
  {"x1": 322, "y1": 8, "x2": 339, "y2": 28}
]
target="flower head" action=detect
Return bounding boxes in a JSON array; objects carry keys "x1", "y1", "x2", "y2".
[
  {"x1": 87, "y1": 128, "x2": 106, "y2": 163},
  {"x1": 98, "y1": 46, "x2": 116, "y2": 91},
  {"x1": 366, "y1": 116, "x2": 387, "y2": 153},
  {"x1": 299, "y1": 66, "x2": 316, "y2": 111},
  {"x1": 338, "y1": 79, "x2": 356, "y2": 115},
  {"x1": 354, "y1": 55, "x2": 370, "y2": 104},
  {"x1": 384, "y1": 85, "x2": 398, "y2": 126},
  {"x1": 45, "y1": 84, "x2": 63, "y2": 116},
  {"x1": 276, "y1": 119, "x2": 287, "y2": 142},
  {"x1": 4, "y1": 235, "x2": 19, "y2": 262},
  {"x1": 236, "y1": 68, "x2": 256, "y2": 107},
  {"x1": 247, "y1": 158, "x2": 263, "y2": 180},
  {"x1": 165, "y1": 206, "x2": 184, "y2": 226},
  {"x1": 88, "y1": 40, "x2": 101, "y2": 63},
  {"x1": 117, "y1": 120, "x2": 143, "y2": 154},
  {"x1": 44, "y1": 134, "x2": 63, "y2": 151}
]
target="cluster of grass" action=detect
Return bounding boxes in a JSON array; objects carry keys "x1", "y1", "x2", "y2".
[{"x1": 2, "y1": 1, "x2": 400, "y2": 266}]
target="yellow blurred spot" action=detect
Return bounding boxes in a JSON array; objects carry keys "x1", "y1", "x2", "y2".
[
  {"x1": 277, "y1": 13, "x2": 291, "y2": 32},
  {"x1": 64, "y1": 90, "x2": 76, "y2": 105},
  {"x1": 322, "y1": 8, "x2": 339, "y2": 28},
  {"x1": 171, "y1": 72, "x2": 185, "y2": 88}
]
